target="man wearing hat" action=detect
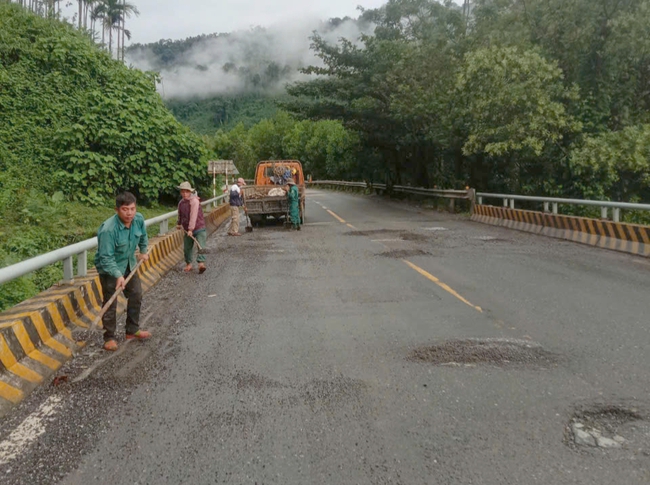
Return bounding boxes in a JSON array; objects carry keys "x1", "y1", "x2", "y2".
[
  {"x1": 228, "y1": 177, "x2": 247, "y2": 236},
  {"x1": 286, "y1": 178, "x2": 301, "y2": 230},
  {"x1": 176, "y1": 181, "x2": 207, "y2": 273}
]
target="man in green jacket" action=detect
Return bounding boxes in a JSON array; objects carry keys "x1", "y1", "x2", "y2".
[
  {"x1": 94, "y1": 192, "x2": 151, "y2": 351},
  {"x1": 286, "y1": 178, "x2": 301, "y2": 230}
]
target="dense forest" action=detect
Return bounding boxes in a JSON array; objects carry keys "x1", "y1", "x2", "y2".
[
  {"x1": 166, "y1": 95, "x2": 281, "y2": 134},
  {"x1": 282, "y1": 0, "x2": 650, "y2": 204},
  {"x1": 133, "y1": 0, "x2": 650, "y2": 207}
]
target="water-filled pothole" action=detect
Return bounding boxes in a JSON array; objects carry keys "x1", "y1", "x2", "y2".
[{"x1": 409, "y1": 338, "x2": 556, "y2": 367}]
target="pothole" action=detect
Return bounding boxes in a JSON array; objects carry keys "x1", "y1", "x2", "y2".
[
  {"x1": 380, "y1": 249, "x2": 430, "y2": 258},
  {"x1": 408, "y1": 338, "x2": 557, "y2": 367},
  {"x1": 473, "y1": 236, "x2": 511, "y2": 242},
  {"x1": 566, "y1": 405, "x2": 650, "y2": 453},
  {"x1": 233, "y1": 371, "x2": 285, "y2": 391},
  {"x1": 399, "y1": 232, "x2": 427, "y2": 241},
  {"x1": 346, "y1": 229, "x2": 401, "y2": 236},
  {"x1": 301, "y1": 376, "x2": 368, "y2": 409},
  {"x1": 347, "y1": 229, "x2": 427, "y2": 242}
]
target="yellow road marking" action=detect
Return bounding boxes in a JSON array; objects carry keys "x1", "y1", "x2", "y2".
[
  {"x1": 0, "y1": 381, "x2": 24, "y2": 403},
  {"x1": 346, "y1": 223, "x2": 356, "y2": 229},
  {"x1": 326, "y1": 210, "x2": 346, "y2": 223},
  {"x1": 402, "y1": 260, "x2": 483, "y2": 313}
]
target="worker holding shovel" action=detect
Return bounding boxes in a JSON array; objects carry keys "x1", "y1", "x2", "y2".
[
  {"x1": 95, "y1": 192, "x2": 151, "y2": 351},
  {"x1": 176, "y1": 182, "x2": 207, "y2": 274}
]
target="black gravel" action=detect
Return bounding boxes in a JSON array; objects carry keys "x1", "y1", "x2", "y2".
[
  {"x1": 0, "y1": 268, "x2": 188, "y2": 485},
  {"x1": 409, "y1": 338, "x2": 558, "y2": 368}
]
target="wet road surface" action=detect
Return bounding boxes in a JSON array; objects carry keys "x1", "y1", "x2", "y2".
[{"x1": 1, "y1": 189, "x2": 649, "y2": 484}]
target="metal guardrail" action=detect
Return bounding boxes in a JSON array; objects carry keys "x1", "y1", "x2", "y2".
[
  {"x1": 391, "y1": 186, "x2": 470, "y2": 199},
  {"x1": 308, "y1": 180, "x2": 472, "y2": 213},
  {"x1": 308, "y1": 180, "x2": 367, "y2": 188},
  {"x1": 477, "y1": 192, "x2": 650, "y2": 223},
  {"x1": 0, "y1": 194, "x2": 228, "y2": 286},
  {"x1": 309, "y1": 181, "x2": 650, "y2": 223},
  {"x1": 308, "y1": 181, "x2": 471, "y2": 199}
]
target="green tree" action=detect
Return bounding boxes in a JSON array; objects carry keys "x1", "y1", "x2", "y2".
[
  {"x1": 571, "y1": 125, "x2": 650, "y2": 202},
  {"x1": 455, "y1": 46, "x2": 581, "y2": 191},
  {"x1": 209, "y1": 123, "x2": 257, "y2": 178},
  {"x1": 0, "y1": 3, "x2": 208, "y2": 205},
  {"x1": 457, "y1": 46, "x2": 579, "y2": 157}
]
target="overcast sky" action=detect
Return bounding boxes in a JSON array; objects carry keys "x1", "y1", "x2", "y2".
[{"x1": 62, "y1": 0, "x2": 388, "y2": 44}]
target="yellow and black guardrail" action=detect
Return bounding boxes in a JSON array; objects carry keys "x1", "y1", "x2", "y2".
[
  {"x1": 472, "y1": 204, "x2": 650, "y2": 257},
  {"x1": 0, "y1": 202, "x2": 230, "y2": 416}
]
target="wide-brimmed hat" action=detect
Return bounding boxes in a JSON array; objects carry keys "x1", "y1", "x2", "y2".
[
  {"x1": 177, "y1": 181, "x2": 195, "y2": 191},
  {"x1": 237, "y1": 177, "x2": 247, "y2": 185},
  {"x1": 286, "y1": 178, "x2": 296, "y2": 185}
]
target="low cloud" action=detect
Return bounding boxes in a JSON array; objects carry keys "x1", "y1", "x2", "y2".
[{"x1": 126, "y1": 17, "x2": 374, "y2": 99}]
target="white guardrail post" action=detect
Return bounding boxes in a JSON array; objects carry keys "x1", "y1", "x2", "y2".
[
  {"x1": 62, "y1": 257, "x2": 74, "y2": 283},
  {"x1": 0, "y1": 194, "x2": 227, "y2": 287},
  {"x1": 77, "y1": 250, "x2": 87, "y2": 278}
]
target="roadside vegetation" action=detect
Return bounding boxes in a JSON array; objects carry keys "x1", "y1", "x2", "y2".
[{"x1": 0, "y1": 3, "x2": 208, "y2": 310}]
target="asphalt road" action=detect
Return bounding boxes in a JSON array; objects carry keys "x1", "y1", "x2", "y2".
[{"x1": 1, "y1": 189, "x2": 649, "y2": 484}]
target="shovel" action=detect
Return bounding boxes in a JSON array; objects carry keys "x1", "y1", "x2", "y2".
[
  {"x1": 244, "y1": 207, "x2": 253, "y2": 233},
  {"x1": 187, "y1": 232, "x2": 207, "y2": 254},
  {"x1": 89, "y1": 258, "x2": 146, "y2": 333}
]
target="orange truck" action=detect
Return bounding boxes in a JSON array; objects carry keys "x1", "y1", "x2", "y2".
[{"x1": 242, "y1": 160, "x2": 306, "y2": 225}]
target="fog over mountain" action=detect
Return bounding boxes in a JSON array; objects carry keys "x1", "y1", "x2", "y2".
[{"x1": 127, "y1": 17, "x2": 374, "y2": 99}]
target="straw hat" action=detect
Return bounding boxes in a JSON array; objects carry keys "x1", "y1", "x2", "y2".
[
  {"x1": 286, "y1": 178, "x2": 296, "y2": 185},
  {"x1": 177, "y1": 181, "x2": 195, "y2": 191}
]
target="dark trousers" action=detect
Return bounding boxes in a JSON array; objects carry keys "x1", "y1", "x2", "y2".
[{"x1": 99, "y1": 268, "x2": 142, "y2": 342}]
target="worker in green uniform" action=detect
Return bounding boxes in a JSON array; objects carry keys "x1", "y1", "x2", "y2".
[{"x1": 286, "y1": 178, "x2": 301, "y2": 231}]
